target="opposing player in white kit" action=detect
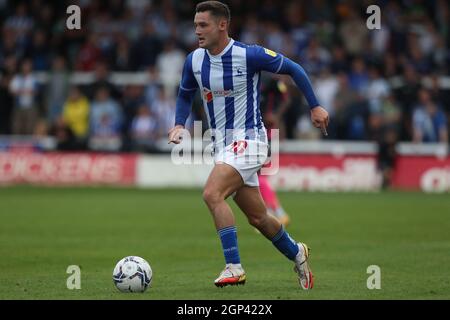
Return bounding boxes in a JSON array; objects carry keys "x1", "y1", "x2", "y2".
[{"x1": 168, "y1": 1, "x2": 329, "y2": 290}]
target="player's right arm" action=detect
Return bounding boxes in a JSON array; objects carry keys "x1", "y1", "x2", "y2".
[{"x1": 168, "y1": 52, "x2": 198, "y2": 144}]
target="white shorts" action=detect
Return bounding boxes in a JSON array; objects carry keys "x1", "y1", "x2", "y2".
[{"x1": 214, "y1": 140, "x2": 269, "y2": 187}]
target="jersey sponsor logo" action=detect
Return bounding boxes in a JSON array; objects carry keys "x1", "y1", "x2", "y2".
[
  {"x1": 236, "y1": 67, "x2": 243, "y2": 76},
  {"x1": 264, "y1": 48, "x2": 277, "y2": 57},
  {"x1": 203, "y1": 87, "x2": 234, "y2": 102}
]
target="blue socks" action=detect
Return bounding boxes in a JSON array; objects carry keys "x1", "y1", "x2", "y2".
[
  {"x1": 218, "y1": 226, "x2": 241, "y2": 264},
  {"x1": 218, "y1": 225, "x2": 299, "y2": 264},
  {"x1": 271, "y1": 226, "x2": 299, "y2": 260}
]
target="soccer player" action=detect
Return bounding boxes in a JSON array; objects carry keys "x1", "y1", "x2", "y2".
[{"x1": 168, "y1": 1, "x2": 329, "y2": 290}]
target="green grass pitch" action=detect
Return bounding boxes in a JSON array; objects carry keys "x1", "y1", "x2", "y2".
[{"x1": 0, "y1": 186, "x2": 449, "y2": 299}]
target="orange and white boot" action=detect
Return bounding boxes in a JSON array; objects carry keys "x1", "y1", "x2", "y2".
[
  {"x1": 214, "y1": 264, "x2": 246, "y2": 287},
  {"x1": 294, "y1": 243, "x2": 314, "y2": 290}
]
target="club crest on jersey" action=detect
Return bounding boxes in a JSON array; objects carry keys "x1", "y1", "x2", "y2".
[
  {"x1": 231, "y1": 140, "x2": 248, "y2": 155},
  {"x1": 203, "y1": 88, "x2": 233, "y2": 103},
  {"x1": 203, "y1": 88, "x2": 213, "y2": 103}
]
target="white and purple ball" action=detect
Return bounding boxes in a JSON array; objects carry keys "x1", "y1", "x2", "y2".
[{"x1": 113, "y1": 256, "x2": 152, "y2": 293}]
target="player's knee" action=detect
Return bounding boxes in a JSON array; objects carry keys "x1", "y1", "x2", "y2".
[
  {"x1": 247, "y1": 214, "x2": 267, "y2": 229},
  {"x1": 202, "y1": 188, "x2": 221, "y2": 206}
]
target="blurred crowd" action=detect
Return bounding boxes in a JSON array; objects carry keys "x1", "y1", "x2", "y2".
[{"x1": 0, "y1": 0, "x2": 449, "y2": 153}]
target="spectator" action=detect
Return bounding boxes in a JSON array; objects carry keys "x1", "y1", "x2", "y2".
[
  {"x1": 406, "y1": 33, "x2": 433, "y2": 74},
  {"x1": 156, "y1": 39, "x2": 185, "y2": 98},
  {"x1": 395, "y1": 65, "x2": 421, "y2": 140},
  {"x1": 369, "y1": 22, "x2": 391, "y2": 57},
  {"x1": 367, "y1": 66, "x2": 390, "y2": 113},
  {"x1": 383, "y1": 53, "x2": 400, "y2": 78},
  {"x1": 432, "y1": 35, "x2": 448, "y2": 72},
  {"x1": 0, "y1": 28, "x2": 22, "y2": 64},
  {"x1": 110, "y1": 36, "x2": 132, "y2": 71},
  {"x1": 264, "y1": 21, "x2": 288, "y2": 55},
  {"x1": 122, "y1": 84, "x2": 145, "y2": 150},
  {"x1": 130, "y1": 104, "x2": 159, "y2": 151},
  {"x1": 239, "y1": 14, "x2": 261, "y2": 45},
  {"x1": 26, "y1": 29, "x2": 51, "y2": 71},
  {"x1": 75, "y1": 34, "x2": 102, "y2": 72},
  {"x1": 429, "y1": 74, "x2": 446, "y2": 100},
  {"x1": 348, "y1": 57, "x2": 369, "y2": 95},
  {"x1": 50, "y1": 117, "x2": 77, "y2": 151},
  {"x1": 89, "y1": 86, "x2": 123, "y2": 152},
  {"x1": 85, "y1": 61, "x2": 121, "y2": 101},
  {"x1": 0, "y1": 55, "x2": 16, "y2": 134},
  {"x1": 46, "y1": 56, "x2": 69, "y2": 124},
  {"x1": 62, "y1": 86, "x2": 90, "y2": 149},
  {"x1": 126, "y1": 0, "x2": 150, "y2": 19},
  {"x1": 338, "y1": 8, "x2": 369, "y2": 56},
  {"x1": 34, "y1": 4, "x2": 55, "y2": 36},
  {"x1": 122, "y1": 85, "x2": 145, "y2": 133},
  {"x1": 131, "y1": 21, "x2": 162, "y2": 70},
  {"x1": 151, "y1": 85, "x2": 176, "y2": 138},
  {"x1": 346, "y1": 102, "x2": 370, "y2": 141},
  {"x1": 368, "y1": 93, "x2": 402, "y2": 141},
  {"x1": 287, "y1": 4, "x2": 313, "y2": 60},
  {"x1": 301, "y1": 38, "x2": 331, "y2": 76},
  {"x1": 429, "y1": 74, "x2": 450, "y2": 130},
  {"x1": 9, "y1": 59, "x2": 38, "y2": 135},
  {"x1": 333, "y1": 72, "x2": 359, "y2": 140},
  {"x1": 412, "y1": 89, "x2": 448, "y2": 143},
  {"x1": 330, "y1": 45, "x2": 350, "y2": 74},
  {"x1": 4, "y1": 3, "x2": 34, "y2": 44},
  {"x1": 144, "y1": 66, "x2": 163, "y2": 107},
  {"x1": 377, "y1": 127, "x2": 398, "y2": 189},
  {"x1": 314, "y1": 68, "x2": 339, "y2": 118}
]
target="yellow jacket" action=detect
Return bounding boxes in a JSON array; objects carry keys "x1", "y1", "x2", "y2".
[{"x1": 62, "y1": 96, "x2": 90, "y2": 138}]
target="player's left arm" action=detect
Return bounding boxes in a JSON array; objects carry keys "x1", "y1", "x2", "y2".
[{"x1": 253, "y1": 46, "x2": 329, "y2": 134}]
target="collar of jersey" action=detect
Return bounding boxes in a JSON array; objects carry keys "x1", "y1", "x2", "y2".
[{"x1": 206, "y1": 38, "x2": 234, "y2": 58}]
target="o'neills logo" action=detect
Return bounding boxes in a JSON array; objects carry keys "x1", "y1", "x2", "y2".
[{"x1": 203, "y1": 88, "x2": 233, "y2": 103}]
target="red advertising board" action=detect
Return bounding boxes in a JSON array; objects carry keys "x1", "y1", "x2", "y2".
[
  {"x1": 0, "y1": 152, "x2": 137, "y2": 185},
  {"x1": 392, "y1": 156, "x2": 450, "y2": 192},
  {"x1": 268, "y1": 154, "x2": 381, "y2": 191},
  {"x1": 1, "y1": 151, "x2": 449, "y2": 192},
  {"x1": 269, "y1": 153, "x2": 450, "y2": 192}
]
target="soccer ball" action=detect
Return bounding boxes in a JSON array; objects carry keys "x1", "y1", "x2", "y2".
[{"x1": 113, "y1": 256, "x2": 152, "y2": 293}]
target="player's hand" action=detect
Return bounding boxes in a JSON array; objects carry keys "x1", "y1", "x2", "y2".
[
  {"x1": 310, "y1": 106, "x2": 329, "y2": 136},
  {"x1": 168, "y1": 125, "x2": 185, "y2": 144}
]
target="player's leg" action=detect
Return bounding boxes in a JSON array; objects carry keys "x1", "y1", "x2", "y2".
[
  {"x1": 203, "y1": 163, "x2": 246, "y2": 287},
  {"x1": 258, "y1": 174, "x2": 280, "y2": 211},
  {"x1": 258, "y1": 174, "x2": 291, "y2": 226},
  {"x1": 233, "y1": 184, "x2": 314, "y2": 290},
  {"x1": 203, "y1": 163, "x2": 243, "y2": 229},
  {"x1": 234, "y1": 184, "x2": 281, "y2": 238}
]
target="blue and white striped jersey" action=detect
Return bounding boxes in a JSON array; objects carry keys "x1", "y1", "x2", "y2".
[{"x1": 178, "y1": 39, "x2": 286, "y2": 148}]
